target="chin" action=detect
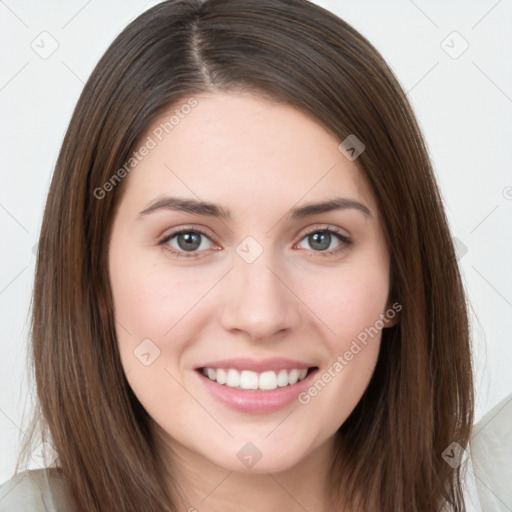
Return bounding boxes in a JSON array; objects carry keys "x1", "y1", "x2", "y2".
[{"x1": 204, "y1": 434, "x2": 321, "y2": 475}]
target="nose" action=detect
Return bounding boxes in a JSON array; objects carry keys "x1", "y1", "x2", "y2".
[{"x1": 218, "y1": 250, "x2": 301, "y2": 341}]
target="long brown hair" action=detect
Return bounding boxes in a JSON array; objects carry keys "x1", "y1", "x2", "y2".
[{"x1": 15, "y1": 0, "x2": 474, "y2": 510}]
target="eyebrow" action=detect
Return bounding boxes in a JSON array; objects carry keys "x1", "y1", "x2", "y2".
[{"x1": 138, "y1": 196, "x2": 372, "y2": 220}]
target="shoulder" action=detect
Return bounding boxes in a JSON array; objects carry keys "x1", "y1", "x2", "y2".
[
  {"x1": 0, "y1": 468, "x2": 74, "y2": 512},
  {"x1": 471, "y1": 393, "x2": 512, "y2": 511}
]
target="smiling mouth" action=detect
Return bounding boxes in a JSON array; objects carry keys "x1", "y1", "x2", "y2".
[{"x1": 197, "y1": 367, "x2": 318, "y2": 391}]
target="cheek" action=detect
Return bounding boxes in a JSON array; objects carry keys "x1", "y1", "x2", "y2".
[
  {"x1": 291, "y1": 260, "x2": 388, "y2": 420},
  {"x1": 295, "y1": 260, "x2": 389, "y2": 349},
  {"x1": 110, "y1": 230, "x2": 193, "y2": 329},
  {"x1": 109, "y1": 244, "x2": 225, "y2": 380},
  {"x1": 109, "y1": 252, "x2": 205, "y2": 417}
]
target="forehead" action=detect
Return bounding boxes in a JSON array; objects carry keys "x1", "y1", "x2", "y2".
[{"x1": 121, "y1": 91, "x2": 375, "y2": 216}]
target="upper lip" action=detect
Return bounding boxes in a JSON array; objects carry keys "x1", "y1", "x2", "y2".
[{"x1": 196, "y1": 357, "x2": 317, "y2": 373}]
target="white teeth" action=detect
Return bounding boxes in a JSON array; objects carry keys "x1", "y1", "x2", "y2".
[
  {"x1": 259, "y1": 371, "x2": 277, "y2": 391},
  {"x1": 239, "y1": 370, "x2": 259, "y2": 390},
  {"x1": 276, "y1": 369, "x2": 289, "y2": 387},
  {"x1": 288, "y1": 369, "x2": 300, "y2": 385},
  {"x1": 226, "y1": 369, "x2": 240, "y2": 387},
  {"x1": 201, "y1": 367, "x2": 310, "y2": 390},
  {"x1": 216, "y1": 368, "x2": 227, "y2": 384}
]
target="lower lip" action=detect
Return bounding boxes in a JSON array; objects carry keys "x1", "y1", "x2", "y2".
[{"x1": 195, "y1": 368, "x2": 318, "y2": 414}]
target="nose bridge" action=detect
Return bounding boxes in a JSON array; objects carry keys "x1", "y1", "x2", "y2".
[{"x1": 219, "y1": 242, "x2": 299, "y2": 339}]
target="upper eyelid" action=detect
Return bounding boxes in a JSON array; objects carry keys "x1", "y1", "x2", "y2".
[
  {"x1": 161, "y1": 223, "x2": 349, "y2": 236},
  {"x1": 295, "y1": 224, "x2": 350, "y2": 239},
  {"x1": 159, "y1": 225, "x2": 218, "y2": 243}
]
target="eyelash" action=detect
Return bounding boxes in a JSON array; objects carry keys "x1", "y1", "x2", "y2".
[{"x1": 158, "y1": 225, "x2": 353, "y2": 259}]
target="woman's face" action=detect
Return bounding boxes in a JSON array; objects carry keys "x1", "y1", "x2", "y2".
[{"x1": 109, "y1": 91, "x2": 393, "y2": 474}]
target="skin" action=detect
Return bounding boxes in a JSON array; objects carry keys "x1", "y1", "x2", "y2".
[{"x1": 108, "y1": 91, "x2": 395, "y2": 511}]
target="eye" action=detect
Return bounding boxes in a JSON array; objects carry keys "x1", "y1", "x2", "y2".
[
  {"x1": 159, "y1": 228, "x2": 218, "y2": 258},
  {"x1": 158, "y1": 225, "x2": 352, "y2": 259},
  {"x1": 295, "y1": 227, "x2": 352, "y2": 256}
]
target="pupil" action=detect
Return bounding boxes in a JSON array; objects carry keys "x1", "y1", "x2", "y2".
[
  {"x1": 178, "y1": 232, "x2": 201, "y2": 251},
  {"x1": 309, "y1": 231, "x2": 331, "y2": 251}
]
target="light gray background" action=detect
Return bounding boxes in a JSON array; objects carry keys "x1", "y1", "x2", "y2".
[{"x1": 1, "y1": 0, "x2": 511, "y2": 483}]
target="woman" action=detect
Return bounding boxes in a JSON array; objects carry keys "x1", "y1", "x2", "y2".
[{"x1": 0, "y1": 0, "x2": 477, "y2": 510}]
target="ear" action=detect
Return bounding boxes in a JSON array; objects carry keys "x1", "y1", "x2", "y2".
[{"x1": 382, "y1": 300, "x2": 402, "y2": 328}]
